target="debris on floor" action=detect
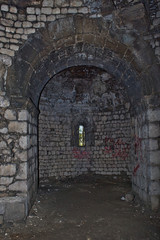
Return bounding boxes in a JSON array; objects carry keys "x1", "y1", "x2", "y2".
[{"x1": 0, "y1": 175, "x2": 159, "y2": 240}]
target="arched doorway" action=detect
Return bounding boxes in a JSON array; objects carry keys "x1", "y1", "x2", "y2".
[{"x1": 3, "y1": 16, "x2": 159, "y2": 222}]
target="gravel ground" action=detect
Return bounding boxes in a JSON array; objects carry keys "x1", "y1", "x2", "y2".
[{"x1": 0, "y1": 175, "x2": 160, "y2": 240}]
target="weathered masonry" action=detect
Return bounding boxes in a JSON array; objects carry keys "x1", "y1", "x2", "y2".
[
  {"x1": 39, "y1": 66, "x2": 132, "y2": 179},
  {"x1": 0, "y1": 0, "x2": 160, "y2": 224}
]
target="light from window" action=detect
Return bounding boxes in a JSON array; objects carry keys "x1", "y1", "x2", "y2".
[{"x1": 79, "y1": 125, "x2": 85, "y2": 147}]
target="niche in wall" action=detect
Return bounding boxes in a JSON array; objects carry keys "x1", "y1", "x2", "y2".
[{"x1": 38, "y1": 66, "x2": 132, "y2": 182}]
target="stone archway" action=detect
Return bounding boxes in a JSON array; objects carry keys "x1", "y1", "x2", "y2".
[
  {"x1": 7, "y1": 15, "x2": 160, "y2": 103},
  {"x1": 1, "y1": 15, "x2": 160, "y2": 223}
]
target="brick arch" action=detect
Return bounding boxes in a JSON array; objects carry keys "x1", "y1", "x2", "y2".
[{"x1": 6, "y1": 15, "x2": 160, "y2": 107}]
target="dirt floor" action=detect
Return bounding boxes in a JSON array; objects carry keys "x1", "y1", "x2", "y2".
[{"x1": 0, "y1": 174, "x2": 160, "y2": 240}]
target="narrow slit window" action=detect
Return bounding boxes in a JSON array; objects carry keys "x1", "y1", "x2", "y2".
[{"x1": 79, "y1": 125, "x2": 85, "y2": 147}]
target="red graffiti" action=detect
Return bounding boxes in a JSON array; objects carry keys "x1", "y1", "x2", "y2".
[
  {"x1": 104, "y1": 137, "x2": 131, "y2": 160},
  {"x1": 133, "y1": 164, "x2": 140, "y2": 176},
  {"x1": 133, "y1": 135, "x2": 142, "y2": 176},
  {"x1": 72, "y1": 148, "x2": 90, "y2": 159},
  {"x1": 134, "y1": 135, "x2": 142, "y2": 161}
]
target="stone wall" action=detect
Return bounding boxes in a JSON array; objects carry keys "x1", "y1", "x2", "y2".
[
  {"x1": 132, "y1": 95, "x2": 160, "y2": 210},
  {"x1": 0, "y1": 106, "x2": 28, "y2": 197},
  {"x1": 0, "y1": 0, "x2": 160, "y2": 224},
  {"x1": 132, "y1": 108, "x2": 150, "y2": 206},
  {"x1": 0, "y1": 0, "x2": 160, "y2": 60},
  {"x1": 143, "y1": 0, "x2": 160, "y2": 62},
  {"x1": 147, "y1": 104, "x2": 160, "y2": 210},
  {"x1": 39, "y1": 67, "x2": 132, "y2": 181},
  {"x1": 0, "y1": 97, "x2": 38, "y2": 224}
]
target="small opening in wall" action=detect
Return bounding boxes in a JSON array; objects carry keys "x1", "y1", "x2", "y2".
[{"x1": 79, "y1": 125, "x2": 85, "y2": 147}]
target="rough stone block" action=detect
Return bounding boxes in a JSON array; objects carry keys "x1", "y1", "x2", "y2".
[
  {"x1": 1, "y1": 19, "x2": 14, "y2": 27},
  {"x1": 156, "y1": 11, "x2": 160, "y2": 18},
  {"x1": 0, "y1": 164, "x2": 16, "y2": 176},
  {"x1": 35, "y1": 8, "x2": 41, "y2": 15},
  {"x1": 0, "y1": 48, "x2": 15, "y2": 57},
  {"x1": 28, "y1": 148, "x2": 34, "y2": 159},
  {"x1": 21, "y1": 35, "x2": 28, "y2": 40},
  {"x1": 15, "y1": 150, "x2": 27, "y2": 162},
  {"x1": 0, "y1": 96, "x2": 10, "y2": 107},
  {"x1": 16, "y1": 28, "x2": 23, "y2": 34},
  {"x1": 24, "y1": 28, "x2": 35, "y2": 35},
  {"x1": 151, "y1": 195, "x2": 159, "y2": 210},
  {"x1": 142, "y1": 190, "x2": 148, "y2": 203},
  {"x1": 0, "y1": 25, "x2": 5, "y2": 31},
  {"x1": 70, "y1": 0, "x2": 82, "y2": 7},
  {"x1": 2, "y1": 149, "x2": 11, "y2": 155},
  {"x1": 0, "y1": 177, "x2": 13, "y2": 185},
  {"x1": 149, "y1": 139, "x2": 159, "y2": 150},
  {"x1": 18, "y1": 14, "x2": 26, "y2": 21},
  {"x1": 18, "y1": 110, "x2": 29, "y2": 121},
  {"x1": 0, "y1": 53, "x2": 12, "y2": 66},
  {"x1": 41, "y1": 7, "x2": 52, "y2": 14},
  {"x1": 38, "y1": 14, "x2": 47, "y2": 21},
  {"x1": 147, "y1": 109, "x2": 160, "y2": 122},
  {"x1": 16, "y1": 163, "x2": 27, "y2": 180},
  {"x1": 10, "y1": 6, "x2": 17, "y2": 13},
  {"x1": 6, "y1": 13, "x2": 17, "y2": 21},
  {"x1": 23, "y1": 21, "x2": 32, "y2": 28},
  {"x1": 78, "y1": 7, "x2": 88, "y2": 14},
  {"x1": 33, "y1": 22, "x2": 42, "y2": 28},
  {"x1": 0, "y1": 37, "x2": 9, "y2": 43},
  {"x1": 6, "y1": 33, "x2": 12, "y2": 39},
  {"x1": 9, "y1": 181, "x2": 27, "y2": 192},
  {"x1": 61, "y1": 8, "x2": 68, "y2": 14},
  {"x1": 0, "y1": 215, "x2": 3, "y2": 225},
  {"x1": 47, "y1": 15, "x2": 56, "y2": 21},
  {"x1": 10, "y1": 44, "x2": 19, "y2": 51},
  {"x1": 155, "y1": 41, "x2": 159, "y2": 47},
  {"x1": 14, "y1": 21, "x2": 22, "y2": 27},
  {"x1": 26, "y1": 7, "x2": 35, "y2": 14},
  {"x1": 1, "y1": 4, "x2": 9, "y2": 12},
  {"x1": 14, "y1": 34, "x2": 21, "y2": 39},
  {"x1": 55, "y1": 0, "x2": 69, "y2": 7},
  {"x1": 68, "y1": 8, "x2": 77, "y2": 14},
  {"x1": 0, "y1": 31, "x2": 5, "y2": 36},
  {"x1": 19, "y1": 136, "x2": 30, "y2": 150},
  {"x1": 140, "y1": 124, "x2": 148, "y2": 138},
  {"x1": 4, "y1": 199, "x2": 26, "y2": 222},
  {"x1": 149, "y1": 181, "x2": 160, "y2": 195},
  {"x1": 150, "y1": 151, "x2": 160, "y2": 165},
  {"x1": 52, "y1": 8, "x2": 60, "y2": 14},
  {"x1": 27, "y1": 15, "x2": 37, "y2": 22},
  {"x1": 0, "y1": 186, "x2": 6, "y2": 191},
  {"x1": 0, "y1": 202, "x2": 5, "y2": 214},
  {"x1": 153, "y1": 18, "x2": 160, "y2": 26},
  {"x1": 8, "y1": 121, "x2": 27, "y2": 133},
  {"x1": 149, "y1": 123, "x2": 160, "y2": 138},
  {"x1": 0, "y1": 141, "x2": 7, "y2": 149},
  {"x1": 155, "y1": 47, "x2": 160, "y2": 56},
  {"x1": 42, "y1": 0, "x2": 54, "y2": 7},
  {"x1": 6, "y1": 27, "x2": 15, "y2": 33},
  {"x1": 150, "y1": 166, "x2": 160, "y2": 181}
]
